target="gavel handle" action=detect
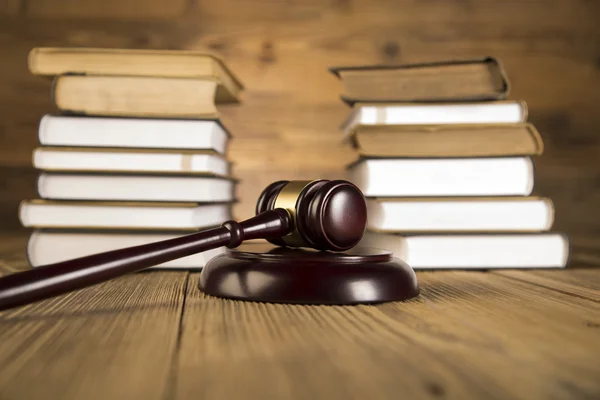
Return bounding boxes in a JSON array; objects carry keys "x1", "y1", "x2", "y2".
[{"x1": 0, "y1": 209, "x2": 292, "y2": 312}]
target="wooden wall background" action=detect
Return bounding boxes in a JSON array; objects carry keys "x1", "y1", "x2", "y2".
[{"x1": 1, "y1": 0, "x2": 599, "y2": 259}]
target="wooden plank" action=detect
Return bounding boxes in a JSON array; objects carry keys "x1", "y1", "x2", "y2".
[
  {"x1": 570, "y1": 269, "x2": 600, "y2": 285},
  {"x1": 172, "y1": 273, "x2": 493, "y2": 399},
  {"x1": 414, "y1": 271, "x2": 600, "y2": 344},
  {"x1": 376, "y1": 271, "x2": 600, "y2": 399},
  {"x1": 0, "y1": 239, "x2": 598, "y2": 398},
  {"x1": 171, "y1": 271, "x2": 600, "y2": 399},
  {"x1": 494, "y1": 269, "x2": 600, "y2": 301},
  {"x1": 0, "y1": 271, "x2": 188, "y2": 400},
  {"x1": 25, "y1": 0, "x2": 188, "y2": 19}
]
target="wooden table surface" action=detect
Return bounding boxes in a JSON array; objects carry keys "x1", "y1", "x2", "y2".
[{"x1": 0, "y1": 234, "x2": 599, "y2": 400}]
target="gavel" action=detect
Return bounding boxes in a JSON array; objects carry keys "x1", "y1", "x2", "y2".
[{"x1": 0, "y1": 179, "x2": 369, "y2": 311}]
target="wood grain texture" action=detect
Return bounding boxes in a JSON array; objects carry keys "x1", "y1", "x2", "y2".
[
  {"x1": 0, "y1": 237, "x2": 599, "y2": 399},
  {"x1": 25, "y1": 0, "x2": 189, "y2": 19},
  {"x1": 0, "y1": 0, "x2": 599, "y2": 256},
  {"x1": 495, "y1": 268, "x2": 600, "y2": 302},
  {"x1": 0, "y1": 270, "x2": 188, "y2": 400},
  {"x1": 172, "y1": 270, "x2": 600, "y2": 400},
  {"x1": 0, "y1": 0, "x2": 22, "y2": 16}
]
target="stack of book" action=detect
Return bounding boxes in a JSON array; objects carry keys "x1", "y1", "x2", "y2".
[
  {"x1": 330, "y1": 58, "x2": 570, "y2": 269},
  {"x1": 19, "y1": 47, "x2": 243, "y2": 269}
]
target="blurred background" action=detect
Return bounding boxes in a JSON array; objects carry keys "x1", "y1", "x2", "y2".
[{"x1": 0, "y1": 0, "x2": 599, "y2": 261}]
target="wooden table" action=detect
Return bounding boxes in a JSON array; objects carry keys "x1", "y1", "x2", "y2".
[{"x1": 0, "y1": 234, "x2": 599, "y2": 400}]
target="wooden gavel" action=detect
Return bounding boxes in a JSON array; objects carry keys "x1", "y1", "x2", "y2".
[{"x1": 0, "y1": 179, "x2": 368, "y2": 311}]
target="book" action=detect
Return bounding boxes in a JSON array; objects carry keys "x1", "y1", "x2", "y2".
[
  {"x1": 347, "y1": 157, "x2": 533, "y2": 197},
  {"x1": 28, "y1": 47, "x2": 243, "y2": 103},
  {"x1": 19, "y1": 200, "x2": 232, "y2": 230},
  {"x1": 33, "y1": 147, "x2": 230, "y2": 176},
  {"x1": 37, "y1": 173, "x2": 235, "y2": 202},
  {"x1": 366, "y1": 197, "x2": 554, "y2": 232},
  {"x1": 53, "y1": 75, "x2": 220, "y2": 118},
  {"x1": 329, "y1": 57, "x2": 509, "y2": 104},
  {"x1": 38, "y1": 115, "x2": 229, "y2": 153},
  {"x1": 348, "y1": 123, "x2": 543, "y2": 158},
  {"x1": 27, "y1": 230, "x2": 224, "y2": 269},
  {"x1": 341, "y1": 101, "x2": 527, "y2": 137},
  {"x1": 359, "y1": 232, "x2": 569, "y2": 269}
]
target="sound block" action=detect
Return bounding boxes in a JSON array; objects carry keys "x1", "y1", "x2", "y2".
[{"x1": 198, "y1": 243, "x2": 419, "y2": 305}]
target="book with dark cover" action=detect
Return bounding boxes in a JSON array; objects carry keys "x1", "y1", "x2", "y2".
[{"x1": 330, "y1": 57, "x2": 510, "y2": 104}]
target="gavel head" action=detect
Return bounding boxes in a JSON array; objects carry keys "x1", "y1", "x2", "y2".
[{"x1": 255, "y1": 180, "x2": 367, "y2": 252}]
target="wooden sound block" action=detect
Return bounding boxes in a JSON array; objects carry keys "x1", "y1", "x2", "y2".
[{"x1": 197, "y1": 243, "x2": 419, "y2": 305}]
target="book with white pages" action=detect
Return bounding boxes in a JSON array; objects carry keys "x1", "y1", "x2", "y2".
[
  {"x1": 341, "y1": 101, "x2": 527, "y2": 137},
  {"x1": 359, "y1": 232, "x2": 570, "y2": 269},
  {"x1": 367, "y1": 197, "x2": 554, "y2": 232},
  {"x1": 27, "y1": 230, "x2": 224, "y2": 269},
  {"x1": 37, "y1": 173, "x2": 235, "y2": 202},
  {"x1": 19, "y1": 200, "x2": 232, "y2": 230},
  {"x1": 38, "y1": 114, "x2": 230, "y2": 154},
  {"x1": 347, "y1": 157, "x2": 534, "y2": 197},
  {"x1": 33, "y1": 147, "x2": 230, "y2": 176}
]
